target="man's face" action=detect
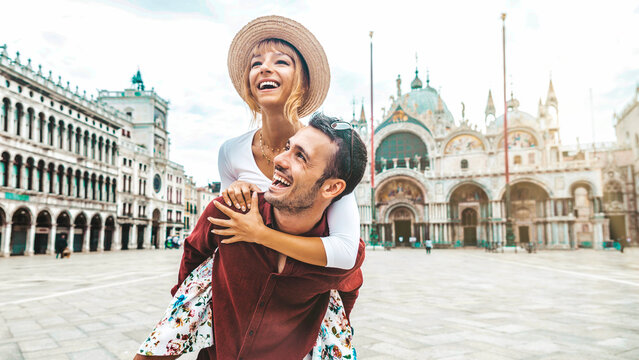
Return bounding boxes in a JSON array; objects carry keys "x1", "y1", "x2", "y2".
[{"x1": 264, "y1": 127, "x2": 337, "y2": 213}]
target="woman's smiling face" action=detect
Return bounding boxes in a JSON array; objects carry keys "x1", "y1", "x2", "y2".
[{"x1": 248, "y1": 49, "x2": 295, "y2": 110}]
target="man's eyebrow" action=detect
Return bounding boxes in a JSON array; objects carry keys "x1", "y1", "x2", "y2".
[{"x1": 291, "y1": 142, "x2": 310, "y2": 161}]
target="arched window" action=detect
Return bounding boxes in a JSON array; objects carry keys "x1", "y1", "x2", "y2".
[
  {"x1": 26, "y1": 108, "x2": 34, "y2": 140},
  {"x1": 57, "y1": 165, "x2": 65, "y2": 195},
  {"x1": 48, "y1": 117, "x2": 55, "y2": 146},
  {"x1": 36, "y1": 160, "x2": 45, "y2": 192},
  {"x1": 461, "y1": 208, "x2": 478, "y2": 226},
  {"x1": 91, "y1": 134, "x2": 96, "y2": 159},
  {"x1": 375, "y1": 132, "x2": 429, "y2": 173},
  {"x1": 26, "y1": 157, "x2": 34, "y2": 190},
  {"x1": 58, "y1": 121, "x2": 65, "y2": 149},
  {"x1": 13, "y1": 155, "x2": 23, "y2": 188},
  {"x1": 14, "y1": 103, "x2": 23, "y2": 136},
  {"x1": 1, "y1": 152, "x2": 10, "y2": 186},
  {"x1": 75, "y1": 128, "x2": 82, "y2": 154},
  {"x1": 603, "y1": 182, "x2": 623, "y2": 203},
  {"x1": 67, "y1": 125, "x2": 73, "y2": 151},
  {"x1": 461, "y1": 159, "x2": 468, "y2": 169},
  {"x1": 1, "y1": 98, "x2": 10, "y2": 132},
  {"x1": 75, "y1": 170, "x2": 82, "y2": 198},
  {"x1": 47, "y1": 163, "x2": 55, "y2": 193},
  {"x1": 38, "y1": 113, "x2": 45, "y2": 143},
  {"x1": 111, "y1": 145, "x2": 117, "y2": 165},
  {"x1": 98, "y1": 136, "x2": 103, "y2": 162},
  {"x1": 66, "y1": 168, "x2": 73, "y2": 196},
  {"x1": 83, "y1": 172, "x2": 89, "y2": 199}
]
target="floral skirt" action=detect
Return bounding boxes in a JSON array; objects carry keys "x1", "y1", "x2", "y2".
[{"x1": 138, "y1": 256, "x2": 356, "y2": 359}]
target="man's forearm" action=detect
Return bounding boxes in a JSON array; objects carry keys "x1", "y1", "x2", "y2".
[{"x1": 257, "y1": 227, "x2": 328, "y2": 267}]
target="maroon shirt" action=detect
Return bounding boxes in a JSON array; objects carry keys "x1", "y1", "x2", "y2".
[{"x1": 172, "y1": 193, "x2": 365, "y2": 360}]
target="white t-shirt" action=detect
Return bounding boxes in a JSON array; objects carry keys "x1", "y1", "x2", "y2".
[{"x1": 218, "y1": 129, "x2": 360, "y2": 270}]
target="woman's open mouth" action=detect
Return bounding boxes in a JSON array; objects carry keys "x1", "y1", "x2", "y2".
[{"x1": 258, "y1": 80, "x2": 280, "y2": 90}]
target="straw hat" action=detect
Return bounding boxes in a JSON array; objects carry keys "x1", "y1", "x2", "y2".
[{"x1": 227, "y1": 15, "x2": 330, "y2": 118}]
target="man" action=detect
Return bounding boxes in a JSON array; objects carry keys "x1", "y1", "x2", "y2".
[{"x1": 174, "y1": 114, "x2": 367, "y2": 359}]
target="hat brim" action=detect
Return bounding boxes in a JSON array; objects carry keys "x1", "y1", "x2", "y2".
[{"x1": 228, "y1": 15, "x2": 330, "y2": 119}]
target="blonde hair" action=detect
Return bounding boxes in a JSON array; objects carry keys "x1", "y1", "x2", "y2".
[{"x1": 240, "y1": 39, "x2": 309, "y2": 126}]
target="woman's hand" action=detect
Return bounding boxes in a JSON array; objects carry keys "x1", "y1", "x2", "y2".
[
  {"x1": 221, "y1": 180, "x2": 261, "y2": 211},
  {"x1": 209, "y1": 192, "x2": 267, "y2": 244}
]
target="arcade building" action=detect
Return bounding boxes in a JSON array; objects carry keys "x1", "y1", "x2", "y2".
[{"x1": 353, "y1": 69, "x2": 638, "y2": 249}]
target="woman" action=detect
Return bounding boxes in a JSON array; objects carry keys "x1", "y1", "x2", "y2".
[{"x1": 136, "y1": 16, "x2": 360, "y2": 359}]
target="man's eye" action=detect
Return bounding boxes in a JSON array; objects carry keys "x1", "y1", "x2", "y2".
[
  {"x1": 284, "y1": 143, "x2": 290, "y2": 151},
  {"x1": 296, "y1": 152, "x2": 306, "y2": 161}
]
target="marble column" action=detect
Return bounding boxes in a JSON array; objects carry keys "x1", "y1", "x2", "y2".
[
  {"x1": 82, "y1": 227, "x2": 90, "y2": 252},
  {"x1": 1, "y1": 224, "x2": 11, "y2": 256},
  {"x1": 47, "y1": 224, "x2": 57, "y2": 255},
  {"x1": 112, "y1": 225, "x2": 121, "y2": 251},
  {"x1": 131, "y1": 225, "x2": 138, "y2": 250},
  {"x1": 26, "y1": 222, "x2": 36, "y2": 256},
  {"x1": 98, "y1": 227, "x2": 105, "y2": 252},
  {"x1": 144, "y1": 225, "x2": 152, "y2": 249},
  {"x1": 68, "y1": 225, "x2": 75, "y2": 253}
]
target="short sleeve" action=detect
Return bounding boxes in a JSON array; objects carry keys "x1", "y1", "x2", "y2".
[
  {"x1": 322, "y1": 193, "x2": 360, "y2": 269},
  {"x1": 218, "y1": 140, "x2": 235, "y2": 191}
]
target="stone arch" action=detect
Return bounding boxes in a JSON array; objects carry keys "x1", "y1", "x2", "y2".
[
  {"x1": 442, "y1": 131, "x2": 488, "y2": 154},
  {"x1": 34, "y1": 210, "x2": 53, "y2": 254},
  {"x1": 497, "y1": 177, "x2": 552, "y2": 200},
  {"x1": 89, "y1": 214, "x2": 102, "y2": 251},
  {"x1": 10, "y1": 207, "x2": 32, "y2": 255},
  {"x1": 447, "y1": 180, "x2": 492, "y2": 202},
  {"x1": 385, "y1": 203, "x2": 419, "y2": 247},
  {"x1": 104, "y1": 216, "x2": 115, "y2": 251},
  {"x1": 73, "y1": 212, "x2": 87, "y2": 252},
  {"x1": 374, "y1": 122, "x2": 437, "y2": 158},
  {"x1": 376, "y1": 176, "x2": 427, "y2": 205},
  {"x1": 375, "y1": 130, "x2": 430, "y2": 173}
]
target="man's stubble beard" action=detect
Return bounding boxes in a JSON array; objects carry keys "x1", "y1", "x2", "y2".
[{"x1": 265, "y1": 179, "x2": 324, "y2": 215}]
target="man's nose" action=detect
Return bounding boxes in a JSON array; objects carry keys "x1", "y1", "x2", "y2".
[{"x1": 273, "y1": 151, "x2": 289, "y2": 169}]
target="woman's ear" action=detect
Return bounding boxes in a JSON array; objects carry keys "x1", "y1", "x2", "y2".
[{"x1": 321, "y1": 178, "x2": 346, "y2": 200}]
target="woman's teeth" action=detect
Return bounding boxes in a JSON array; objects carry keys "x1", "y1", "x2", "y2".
[{"x1": 259, "y1": 81, "x2": 280, "y2": 90}]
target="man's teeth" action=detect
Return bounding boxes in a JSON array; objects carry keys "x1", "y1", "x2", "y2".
[
  {"x1": 273, "y1": 174, "x2": 290, "y2": 186},
  {"x1": 259, "y1": 81, "x2": 280, "y2": 89}
]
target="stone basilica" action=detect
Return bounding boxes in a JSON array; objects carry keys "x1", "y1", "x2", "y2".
[{"x1": 352, "y1": 68, "x2": 638, "y2": 249}]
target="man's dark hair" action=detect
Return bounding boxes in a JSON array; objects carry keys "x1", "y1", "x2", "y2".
[{"x1": 308, "y1": 112, "x2": 367, "y2": 202}]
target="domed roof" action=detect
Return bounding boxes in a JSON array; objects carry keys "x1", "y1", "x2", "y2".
[
  {"x1": 403, "y1": 85, "x2": 455, "y2": 124},
  {"x1": 410, "y1": 69, "x2": 422, "y2": 89},
  {"x1": 490, "y1": 108, "x2": 537, "y2": 131}
]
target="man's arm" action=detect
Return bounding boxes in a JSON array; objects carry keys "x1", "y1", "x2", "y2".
[{"x1": 171, "y1": 197, "x2": 226, "y2": 296}]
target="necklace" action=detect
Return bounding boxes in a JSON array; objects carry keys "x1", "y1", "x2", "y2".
[{"x1": 259, "y1": 130, "x2": 283, "y2": 164}]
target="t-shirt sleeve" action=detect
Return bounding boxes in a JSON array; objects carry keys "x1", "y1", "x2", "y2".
[
  {"x1": 218, "y1": 140, "x2": 236, "y2": 191},
  {"x1": 321, "y1": 192, "x2": 360, "y2": 270}
]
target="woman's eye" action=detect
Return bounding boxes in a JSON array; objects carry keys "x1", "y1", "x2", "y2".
[
  {"x1": 276, "y1": 60, "x2": 289, "y2": 65},
  {"x1": 251, "y1": 61, "x2": 262, "y2": 68}
]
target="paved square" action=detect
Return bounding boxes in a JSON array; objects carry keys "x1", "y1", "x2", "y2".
[{"x1": 1, "y1": 248, "x2": 638, "y2": 359}]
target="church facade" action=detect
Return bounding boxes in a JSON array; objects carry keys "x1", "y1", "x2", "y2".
[{"x1": 353, "y1": 69, "x2": 637, "y2": 249}]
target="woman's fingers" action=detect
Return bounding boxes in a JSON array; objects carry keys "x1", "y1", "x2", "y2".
[
  {"x1": 211, "y1": 228, "x2": 234, "y2": 236},
  {"x1": 222, "y1": 189, "x2": 232, "y2": 207},
  {"x1": 213, "y1": 200, "x2": 236, "y2": 218},
  {"x1": 241, "y1": 185, "x2": 252, "y2": 210},
  {"x1": 207, "y1": 216, "x2": 231, "y2": 228}
]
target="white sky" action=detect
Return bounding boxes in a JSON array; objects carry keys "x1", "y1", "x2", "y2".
[{"x1": 2, "y1": 0, "x2": 638, "y2": 186}]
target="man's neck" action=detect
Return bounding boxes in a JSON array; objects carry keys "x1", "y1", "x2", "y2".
[{"x1": 272, "y1": 203, "x2": 327, "y2": 235}]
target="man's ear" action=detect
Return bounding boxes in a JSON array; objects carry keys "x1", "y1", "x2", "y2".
[{"x1": 320, "y1": 178, "x2": 346, "y2": 200}]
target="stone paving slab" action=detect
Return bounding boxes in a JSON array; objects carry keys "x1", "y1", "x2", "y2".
[{"x1": 0, "y1": 248, "x2": 638, "y2": 359}]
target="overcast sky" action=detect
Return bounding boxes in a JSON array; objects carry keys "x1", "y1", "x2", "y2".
[{"x1": 2, "y1": 0, "x2": 638, "y2": 185}]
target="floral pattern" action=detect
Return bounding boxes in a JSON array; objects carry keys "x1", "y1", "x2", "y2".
[
  {"x1": 139, "y1": 258, "x2": 356, "y2": 359},
  {"x1": 138, "y1": 256, "x2": 214, "y2": 355}
]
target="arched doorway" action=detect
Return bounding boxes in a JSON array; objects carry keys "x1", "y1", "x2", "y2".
[
  {"x1": 35, "y1": 210, "x2": 52, "y2": 254},
  {"x1": 389, "y1": 206, "x2": 415, "y2": 247},
  {"x1": 152, "y1": 209, "x2": 161, "y2": 249},
  {"x1": 11, "y1": 208, "x2": 31, "y2": 255},
  {"x1": 121, "y1": 224, "x2": 130, "y2": 250},
  {"x1": 603, "y1": 181, "x2": 626, "y2": 242},
  {"x1": 0, "y1": 207, "x2": 5, "y2": 251},
  {"x1": 56, "y1": 212, "x2": 71, "y2": 254},
  {"x1": 104, "y1": 217, "x2": 115, "y2": 251},
  {"x1": 503, "y1": 182, "x2": 550, "y2": 246},
  {"x1": 461, "y1": 208, "x2": 478, "y2": 246},
  {"x1": 73, "y1": 213, "x2": 87, "y2": 252},
  {"x1": 89, "y1": 214, "x2": 101, "y2": 251},
  {"x1": 449, "y1": 183, "x2": 489, "y2": 247}
]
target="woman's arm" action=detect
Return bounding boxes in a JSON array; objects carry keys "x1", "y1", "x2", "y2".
[{"x1": 209, "y1": 191, "x2": 361, "y2": 269}]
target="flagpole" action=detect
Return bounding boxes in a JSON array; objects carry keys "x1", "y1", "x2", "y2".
[
  {"x1": 369, "y1": 31, "x2": 378, "y2": 246},
  {"x1": 502, "y1": 13, "x2": 514, "y2": 247}
]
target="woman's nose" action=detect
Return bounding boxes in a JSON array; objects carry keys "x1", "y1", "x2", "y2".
[{"x1": 259, "y1": 61, "x2": 273, "y2": 73}]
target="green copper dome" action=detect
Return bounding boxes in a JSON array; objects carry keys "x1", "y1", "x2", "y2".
[{"x1": 404, "y1": 86, "x2": 455, "y2": 124}]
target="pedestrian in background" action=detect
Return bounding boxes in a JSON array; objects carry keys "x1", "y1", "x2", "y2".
[
  {"x1": 55, "y1": 234, "x2": 68, "y2": 259},
  {"x1": 425, "y1": 239, "x2": 433, "y2": 254}
]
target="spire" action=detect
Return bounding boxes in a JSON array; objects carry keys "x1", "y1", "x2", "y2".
[
  {"x1": 411, "y1": 68, "x2": 423, "y2": 90},
  {"x1": 359, "y1": 102, "x2": 366, "y2": 123},
  {"x1": 396, "y1": 74, "x2": 402, "y2": 98},
  {"x1": 485, "y1": 90, "x2": 495, "y2": 118},
  {"x1": 546, "y1": 78, "x2": 558, "y2": 109}
]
